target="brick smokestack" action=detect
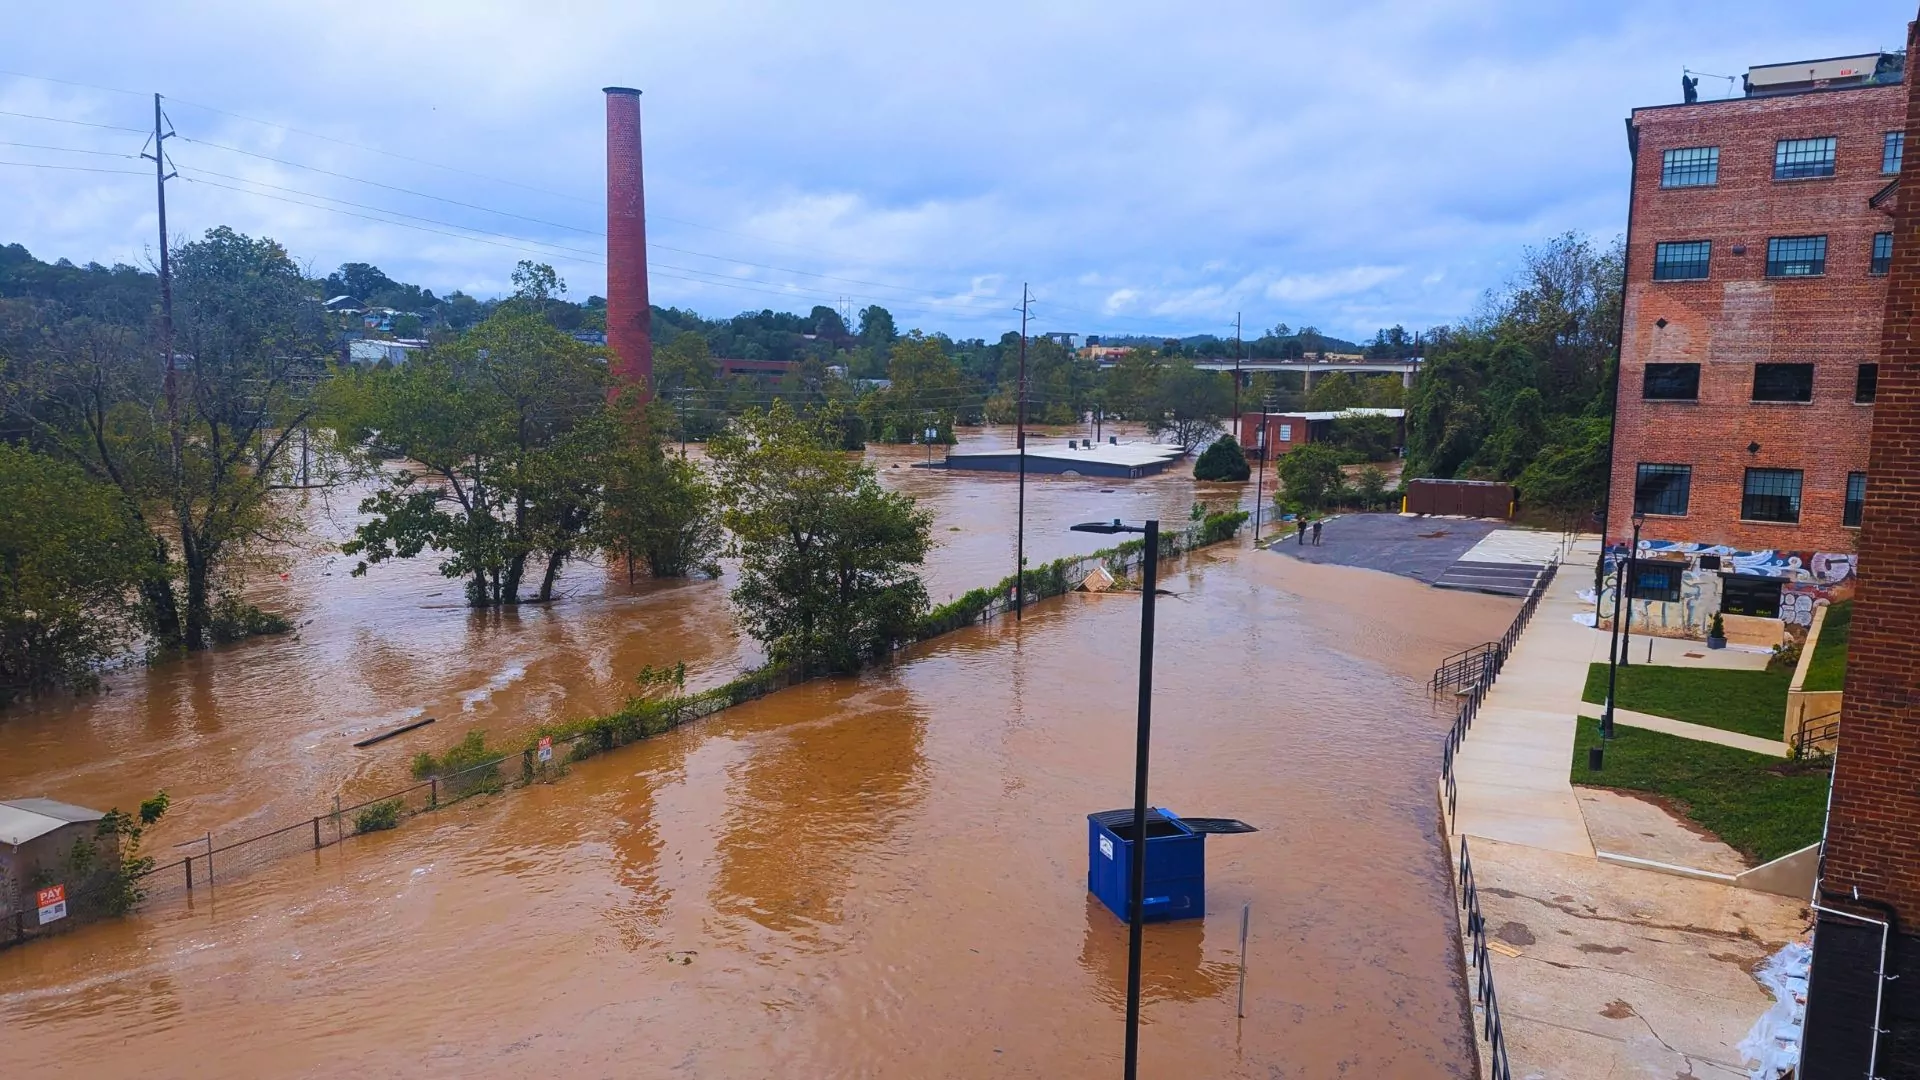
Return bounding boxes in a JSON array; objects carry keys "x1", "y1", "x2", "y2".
[
  {"x1": 604, "y1": 86, "x2": 652, "y2": 399},
  {"x1": 1800, "y1": 19, "x2": 1920, "y2": 1077}
]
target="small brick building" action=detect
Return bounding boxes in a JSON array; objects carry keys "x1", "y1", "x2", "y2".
[
  {"x1": 1604, "y1": 50, "x2": 1904, "y2": 638},
  {"x1": 1236, "y1": 408, "x2": 1404, "y2": 458}
]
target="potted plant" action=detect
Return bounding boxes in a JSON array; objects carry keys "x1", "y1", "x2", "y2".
[{"x1": 1707, "y1": 612, "x2": 1727, "y2": 650}]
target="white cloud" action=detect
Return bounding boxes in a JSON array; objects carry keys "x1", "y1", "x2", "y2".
[
  {"x1": 1, "y1": 0, "x2": 1903, "y2": 341},
  {"x1": 1264, "y1": 266, "x2": 1405, "y2": 304}
]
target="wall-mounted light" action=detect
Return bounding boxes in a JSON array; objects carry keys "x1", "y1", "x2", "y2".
[
  {"x1": 1732, "y1": 243, "x2": 1748, "y2": 256},
  {"x1": 1748, "y1": 441, "x2": 1762, "y2": 454},
  {"x1": 1655, "y1": 317, "x2": 1669, "y2": 329}
]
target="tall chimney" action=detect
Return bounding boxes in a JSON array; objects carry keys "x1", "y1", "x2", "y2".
[{"x1": 603, "y1": 87, "x2": 652, "y2": 400}]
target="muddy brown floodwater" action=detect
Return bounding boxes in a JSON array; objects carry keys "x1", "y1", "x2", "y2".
[{"x1": 0, "y1": 425, "x2": 1517, "y2": 1077}]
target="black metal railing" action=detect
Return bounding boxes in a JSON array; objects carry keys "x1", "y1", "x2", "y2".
[
  {"x1": 1432, "y1": 643, "x2": 1501, "y2": 696},
  {"x1": 1793, "y1": 709, "x2": 1842, "y2": 761},
  {"x1": 1438, "y1": 561, "x2": 1557, "y2": 821},
  {"x1": 1429, "y1": 563, "x2": 1558, "y2": 698},
  {"x1": 1458, "y1": 836, "x2": 1514, "y2": 1080}
]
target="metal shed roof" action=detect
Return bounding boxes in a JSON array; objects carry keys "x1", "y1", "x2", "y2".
[{"x1": 0, "y1": 798, "x2": 104, "y2": 847}]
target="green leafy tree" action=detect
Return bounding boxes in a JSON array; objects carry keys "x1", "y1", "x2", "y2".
[
  {"x1": 331, "y1": 305, "x2": 607, "y2": 606},
  {"x1": 1325, "y1": 414, "x2": 1400, "y2": 462},
  {"x1": 596, "y1": 405, "x2": 724, "y2": 581},
  {"x1": 1101, "y1": 347, "x2": 1162, "y2": 418},
  {"x1": 1146, "y1": 358, "x2": 1232, "y2": 452},
  {"x1": 652, "y1": 330, "x2": 722, "y2": 440},
  {"x1": 1356, "y1": 465, "x2": 1390, "y2": 509},
  {"x1": 1306, "y1": 372, "x2": 1362, "y2": 411},
  {"x1": 858, "y1": 305, "x2": 897, "y2": 350},
  {"x1": 6, "y1": 227, "x2": 325, "y2": 651},
  {"x1": 707, "y1": 401, "x2": 932, "y2": 673},
  {"x1": 1515, "y1": 415, "x2": 1610, "y2": 519},
  {"x1": 865, "y1": 330, "x2": 966, "y2": 441},
  {"x1": 1193, "y1": 435, "x2": 1252, "y2": 481},
  {"x1": 0, "y1": 445, "x2": 153, "y2": 702},
  {"x1": 1277, "y1": 444, "x2": 1344, "y2": 510}
]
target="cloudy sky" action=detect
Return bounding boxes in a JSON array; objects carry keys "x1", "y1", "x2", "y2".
[{"x1": 3, "y1": 1, "x2": 1910, "y2": 342}]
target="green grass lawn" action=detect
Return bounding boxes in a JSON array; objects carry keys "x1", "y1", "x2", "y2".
[
  {"x1": 1581, "y1": 663, "x2": 1790, "y2": 741},
  {"x1": 1803, "y1": 601, "x2": 1852, "y2": 693},
  {"x1": 1572, "y1": 722, "x2": 1828, "y2": 864}
]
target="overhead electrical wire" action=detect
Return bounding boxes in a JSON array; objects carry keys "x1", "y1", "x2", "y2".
[
  {"x1": 0, "y1": 108, "x2": 147, "y2": 134},
  {"x1": 0, "y1": 78, "x2": 1194, "y2": 338},
  {"x1": 0, "y1": 159, "x2": 148, "y2": 175},
  {"x1": 0, "y1": 69, "x2": 148, "y2": 98},
  {"x1": 0, "y1": 139, "x2": 139, "y2": 158}
]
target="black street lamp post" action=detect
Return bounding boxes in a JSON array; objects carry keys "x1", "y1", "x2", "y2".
[
  {"x1": 1069, "y1": 517, "x2": 1160, "y2": 1080},
  {"x1": 1602, "y1": 511, "x2": 1645, "y2": 740}
]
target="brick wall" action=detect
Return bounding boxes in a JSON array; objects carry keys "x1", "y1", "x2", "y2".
[
  {"x1": 604, "y1": 87, "x2": 653, "y2": 397},
  {"x1": 1803, "y1": 19, "x2": 1920, "y2": 1078},
  {"x1": 1609, "y1": 83, "x2": 1902, "y2": 552}
]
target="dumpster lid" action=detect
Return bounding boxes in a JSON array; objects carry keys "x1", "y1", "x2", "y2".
[
  {"x1": 1089, "y1": 807, "x2": 1189, "y2": 839},
  {"x1": 1176, "y1": 817, "x2": 1258, "y2": 835},
  {"x1": 1088, "y1": 809, "x2": 1256, "y2": 836}
]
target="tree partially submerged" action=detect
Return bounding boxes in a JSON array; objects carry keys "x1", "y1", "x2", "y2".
[
  {"x1": 1276, "y1": 443, "x2": 1344, "y2": 511},
  {"x1": 708, "y1": 401, "x2": 932, "y2": 673},
  {"x1": 1193, "y1": 434, "x2": 1251, "y2": 482},
  {"x1": 596, "y1": 400, "x2": 724, "y2": 581},
  {"x1": 0, "y1": 445, "x2": 154, "y2": 701},
  {"x1": 331, "y1": 305, "x2": 608, "y2": 606},
  {"x1": 3, "y1": 226, "x2": 323, "y2": 652}
]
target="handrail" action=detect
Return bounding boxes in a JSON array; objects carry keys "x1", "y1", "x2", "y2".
[
  {"x1": 1793, "y1": 709, "x2": 1842, "y2": 760},
  {"x1": 1437, "y1": 561, "x2": 1554, "y2": 1078},
  {"x1": 1458, "y1": 836, "x2": 1514, "y2": 1080}
]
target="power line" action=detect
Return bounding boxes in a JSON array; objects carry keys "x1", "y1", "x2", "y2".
[
  {"x1": 0, "y1": 69, "x2": 148, "y2": 98},
  {"x1": 0, "y1": 140, "x2": 139, "y2": 158},
  {"x1": 0, "y1": 108, "x2": 147, "y2": 134},
  {"x1": 0, "y1": 77, "x2": 1199, "y2": 338},
  {"x1": 161, "y1": 95, "x2": 600, "y2": 206},
  {"x1": 177, "y1": 170, "x2": 973, "y2": 318},
  {"x1": 174, "y1": 166, "x2": 607, "y2": 260},
  {"x1": 0, "y1": 159, "x2": 148, "y2": 175},
  {"x1": 175, "y1": 135, "x2": 602, "y2": 236},
  {"x1": 179, "y1": 136, "x2": 955, "y2": 304}
]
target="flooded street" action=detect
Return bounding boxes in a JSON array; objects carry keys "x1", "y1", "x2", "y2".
[{"x1": 0, "y1": 427, "x2": 1518, "y2": 1077}]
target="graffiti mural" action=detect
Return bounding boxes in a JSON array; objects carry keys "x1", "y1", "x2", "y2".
[
  {"x1": 1611, "y1": 539, "x2": 1859, "y2": 587},
  {"x1": 1597, "y1": 534, "x2": 1857, "y2": 637},
  {"x1": 1781, "y1": 583, "x2": 1822, "y2": 627}
]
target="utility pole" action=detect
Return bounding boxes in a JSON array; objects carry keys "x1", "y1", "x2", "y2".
[
  {"x1": 1015, "y1": 283, "x2": 1031, "y2": 621},
  {"x1": 1253, "y1": 396, "x2": 1270, "y2": 542},
  {"x1": 1232, "y1": 311, "x2": 1243, "y2": 427},
  {"x1": 143, "y1": 93, "x2": 180, "y2": 467}
]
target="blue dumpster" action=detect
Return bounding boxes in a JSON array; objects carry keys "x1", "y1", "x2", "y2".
[{"x1": 1086, "y1": 808, "x2": 1256, "y2": 923}]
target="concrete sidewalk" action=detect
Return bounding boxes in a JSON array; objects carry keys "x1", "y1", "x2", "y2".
[
  {"x1": 1445, "y1": 537, "x2": 1809, "y2": 1080},
  {"x1": 1450, "y1": 541, "x2": 1604, "y2": 857},
  {"x1": 1609, "y1": 707, "x2": 1789, "y2": 757}
]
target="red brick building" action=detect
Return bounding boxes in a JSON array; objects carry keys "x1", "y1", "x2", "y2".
[
  {"x1": 1605, "y1": 50, "x2": 1906, "y2": 635},
  {"x1": 1236, "y1": 408, "x2": 1404, "y2": 458},
  {"x1": 1800, "y1": 23, "x2": 1920, "y2": 1078}
]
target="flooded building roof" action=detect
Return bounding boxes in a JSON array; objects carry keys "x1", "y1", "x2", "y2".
[
  {"x1": 939, "y1": 440, "x2": 1186, "y2": 477},
  {"x1": 0, "y1": 798, "x2": 104, "y2": 847}
]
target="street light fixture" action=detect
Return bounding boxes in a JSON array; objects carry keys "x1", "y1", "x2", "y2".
[
  {"x1": 1602, "y1": 510, "x2": 1646, "y2": 740},
  {"x1": 1068, "y1": 516, "x2": 1160, "y2": 1080}
]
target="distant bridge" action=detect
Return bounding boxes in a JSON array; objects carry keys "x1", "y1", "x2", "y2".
[{"x1": 1093, "y1": 356, "x2": 1423, "y2": 388}]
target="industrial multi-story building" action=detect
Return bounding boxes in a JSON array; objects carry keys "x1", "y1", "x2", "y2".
[{"x1": 1604, "y1": 50, "x2": 1906, "y2": 641}]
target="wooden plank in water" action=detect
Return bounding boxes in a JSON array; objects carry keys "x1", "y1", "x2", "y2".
[{"x1": 353, "y1": 716, "x2": 436, "y2": 748}]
